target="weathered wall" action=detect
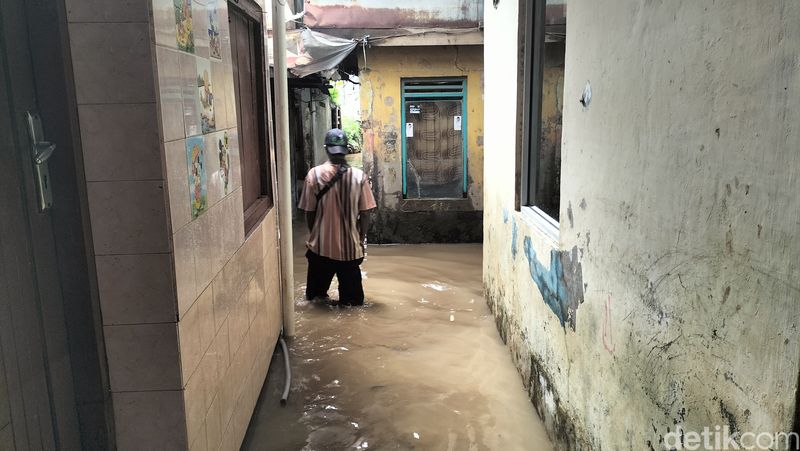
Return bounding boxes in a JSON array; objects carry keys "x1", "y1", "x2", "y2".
[
  {"x1": 297, "y1": 88, "x2": 334, "y2": 167},
  {"x1": 359, "y1": 45, "x2": 485, "y2": 243},
  {"x1": 303, "y1": 0, "x2": 483, "y2": 29},
  {"x1": 484, "y1": 1, "x2": 800, "y2": 449}
]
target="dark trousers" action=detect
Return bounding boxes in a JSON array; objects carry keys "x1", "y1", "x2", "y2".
[{"x1": 305, "y1": 250, "x2": 364, "y2": 305}]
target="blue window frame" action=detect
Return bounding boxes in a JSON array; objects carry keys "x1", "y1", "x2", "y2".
[{"x1": 401, "y1": 78, "x2": 468, "y2": 199}]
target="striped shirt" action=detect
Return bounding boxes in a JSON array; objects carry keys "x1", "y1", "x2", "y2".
[{"x1": 298, "y1": 161, "x2": 377, "y2": 261}]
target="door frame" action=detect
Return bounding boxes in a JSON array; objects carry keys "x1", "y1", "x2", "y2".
[{"x1": 400, "y1": 77, "x2": 468, "y2": 198}]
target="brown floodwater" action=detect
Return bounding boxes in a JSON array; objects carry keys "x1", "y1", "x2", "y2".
[{"x1": 242, "y1": 239, "x2": 553, "y2": 451}]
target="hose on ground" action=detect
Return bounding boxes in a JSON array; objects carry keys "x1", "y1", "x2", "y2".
[{"x1": 279, "y1": 336, "x2": 291, "y2": 406}]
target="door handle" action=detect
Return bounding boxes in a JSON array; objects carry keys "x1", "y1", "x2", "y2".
[
  {"x1": 34, "y1": 141, "x2": 56, "y2": 165},
  {"x1": 26, "y1": 111, "x2": 55, "y2": 211}
]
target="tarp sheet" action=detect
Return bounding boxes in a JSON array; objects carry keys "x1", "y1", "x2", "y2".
[{"x1": 286, "y1": 28, "x2": 358, "y2": 78}]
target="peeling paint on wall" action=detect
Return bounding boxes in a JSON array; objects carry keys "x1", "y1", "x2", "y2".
[
  {"x1": 359, "y1": 45, "x2": 484, "y2": 242},
  {"x1": 523, "y1": 237, "x2": 584, "y2": 330},
  {"x1": 511, "y1": 217, "x2": 518, "y2": 259}
]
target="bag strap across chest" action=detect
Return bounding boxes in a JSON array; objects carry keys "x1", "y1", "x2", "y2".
[{"x1": 316, "y1": 163, "x2": 350, "y2": 202}]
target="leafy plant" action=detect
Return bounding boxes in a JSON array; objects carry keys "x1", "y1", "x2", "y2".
[
  {"x1": 343, "y1": 117, "x2": 362, "y2": 153},
  {"x1": 328, "y1": 83, "x2": 342, "y2": 107}
]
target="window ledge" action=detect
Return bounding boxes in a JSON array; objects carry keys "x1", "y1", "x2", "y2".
[{"x1": 520, "y1": 206, "x2": 560, "y2": 244}]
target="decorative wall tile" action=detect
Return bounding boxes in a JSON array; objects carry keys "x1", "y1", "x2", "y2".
[
  {"x1": 69, "y1": 23, "x2": 155, "y2": 104},
  {"x1": 96, "y1": 254, "x2": 177, "y2": 325},
  {"x1": 186, "y1": 135, "x2": 209, "y2": 218},
  {"x1": 207, "y1": 0, "x2": 222, "y2": 60},
  {"x1": 197, "y1": 57, "x2": 216, "y2": 133},
  {"x1": 175, "y1": 0, "x2": 196, "y2": 53},
  {"x1": 87, "y1": 181, "x2": 170, "y2": 255},
  {"x1": 79, "y1": 103, "x2": 161, "y2": 182},
  {"x1": 165, "y1": 139, "x2": 192, "y2": 230},
  {"x1": 205, "y1": 132, "x2": 224, "y2": 208},
  {"x1": 156, "y1": 47, "x2": 185, "y2": 142},
  {"x1": 112, "y1": 391, "x2": 187, "y2": 451},
  {"x1": 227, "y1": 128, "x2": 242, "y2": 193},
  {"x1": 104, "y1": 323, "x2": 182, "y2": 391},
  {"x1": 180, "y1": 53, "x2": 202, "y2": 137}
]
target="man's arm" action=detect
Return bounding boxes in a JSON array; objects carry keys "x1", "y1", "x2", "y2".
[
  {"x1": 358, "y1": 211, "x2": 370, "y2": 246},
  {"x1": 306, "y1": 211, "x2": 316, "y2": 232}
]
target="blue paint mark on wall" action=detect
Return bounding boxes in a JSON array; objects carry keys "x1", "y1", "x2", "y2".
[
  {"x1": 523, "y1": 237, "x2": 585, "y2": 330},
  {"x1": 511, "y1": 218, "x2": 518, "y2": 259},
  {"x1": 503, "y1": 208, "x2": 510, "y2": 224}
]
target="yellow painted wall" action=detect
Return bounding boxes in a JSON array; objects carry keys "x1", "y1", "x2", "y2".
[{"x1": 358, "y1": 45, "x2": 484, "y2": 211}]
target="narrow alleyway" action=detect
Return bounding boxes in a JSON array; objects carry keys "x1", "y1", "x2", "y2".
[{"x1": 241, "y1": 231, "x2": 553, "y2": 450}]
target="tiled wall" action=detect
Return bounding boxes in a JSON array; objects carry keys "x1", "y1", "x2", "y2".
[{"x1": 67, "y1": 0, "x2": 283, "y2": 449}]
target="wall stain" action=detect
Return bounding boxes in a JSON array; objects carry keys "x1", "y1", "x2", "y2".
[
  {"x1": 567, "y1": 202, "x2": 574, "y2": 228},
  {"x1": 382, "y1": 126, "x2": 397, "y2": 154},
  {"x1": 511, "y1": 218, "x2": 518, "y2": 259},
  {"x1": 523, "y1": 237, "x2": 585, "y2": 330},
  {"x1": 503, "y1": 208, "x2": 510, "y2": 224}
]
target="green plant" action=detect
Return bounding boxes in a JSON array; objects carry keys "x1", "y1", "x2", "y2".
[
  {"x1": 328, "y1": 86, "x2": 341, "y2": 107},
  {"x1": 342, "y1": 117, "x2": 362, "y2": 153}
]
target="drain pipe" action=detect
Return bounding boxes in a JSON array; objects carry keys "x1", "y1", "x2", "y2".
[
  {"x1": 272, "y1": 0, "x2": 295, "y2": 337},
  {"x1": 279, "y1": 335, "x2": 291, "y2": 405}
]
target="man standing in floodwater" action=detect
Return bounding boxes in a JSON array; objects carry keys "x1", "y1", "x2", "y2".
[{"x1": 298, "y1": 128, "x2": 377, "y2": 305}]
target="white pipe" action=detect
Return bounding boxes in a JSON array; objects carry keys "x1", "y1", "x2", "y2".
[
  {"x1": 272, "y1": 0, "x2": 296, "y2": 337},
  {"x1": 279, "y1": 336, "x2": 291, "y2": 405}
]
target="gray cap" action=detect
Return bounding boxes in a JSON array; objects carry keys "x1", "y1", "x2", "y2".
[{"x1": 324, "y1": 128, "x2": 348, "y2": 155}]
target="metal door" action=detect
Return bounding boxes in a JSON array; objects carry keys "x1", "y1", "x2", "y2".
[
  {"x1": 401, "y1": 78, "x2": 467, "y2": 199},
  {"x1": 0, "y1": 0, "x2": 95, "y2": 448}
]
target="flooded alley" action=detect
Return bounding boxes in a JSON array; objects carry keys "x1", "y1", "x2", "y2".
[{"x1": 242, "y1": 240, "x2": 553, "y2": 450}]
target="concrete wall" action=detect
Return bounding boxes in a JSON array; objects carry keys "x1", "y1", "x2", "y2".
[
  {"x1": 297, "y1": 88, "x2": 334, "y2": 168},
  {"x1": 359, "y1": 45, "x2": 485, "y2": 243},
  {"x1": 58, "y1": 0, "x2": 284, "y2": 449},
  {"x1": 484, "y1": 1, "x2": 800, "y2": 449}
]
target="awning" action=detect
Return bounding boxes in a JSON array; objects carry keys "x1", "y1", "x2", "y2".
[{"x1": 286, "y1": 28, "x2": 359, "y2": 78}]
